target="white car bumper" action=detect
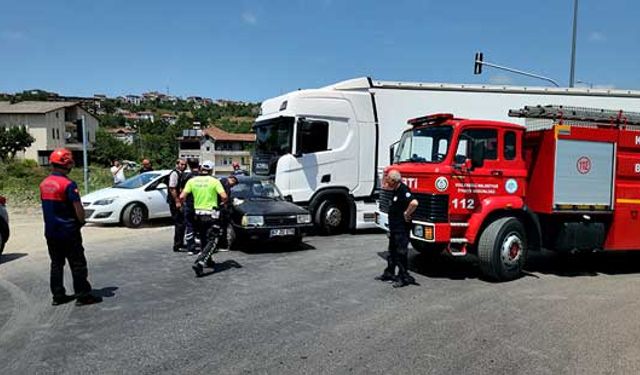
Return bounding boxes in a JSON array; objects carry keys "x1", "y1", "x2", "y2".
[{"x1": 82, "y1": 202, "x2": 121, "y2": 224}]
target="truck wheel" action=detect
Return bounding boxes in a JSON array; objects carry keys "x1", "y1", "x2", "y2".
[
  {"x1": 410, "y1": 239, "x2": 445, "y2": 257},
  {"x1": 315, "y1": 200, "x2": 344, "y2": 235},
  {"x1": 478, "y1": 217, "x2": 527, "y2": 281},
  {"x1": 122, "y1": 203, "x2": 146, "y2": 228}
]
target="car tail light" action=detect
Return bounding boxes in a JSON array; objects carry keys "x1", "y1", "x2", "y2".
[{"x1": 0, "y1": 196, "x2": 6, "y2": 205}]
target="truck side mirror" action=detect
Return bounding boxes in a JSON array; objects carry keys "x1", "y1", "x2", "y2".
[
  {"x1": 471, "y1": 142, "x2": 485, "y2": 168},
  {"x1": 389, "y1": 140, "x2": 399, "y2": 164}
]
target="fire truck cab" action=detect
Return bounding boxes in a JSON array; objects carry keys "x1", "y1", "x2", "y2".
[{"x1": 376, "y1": 106, "x2": 640, "y2": 281}]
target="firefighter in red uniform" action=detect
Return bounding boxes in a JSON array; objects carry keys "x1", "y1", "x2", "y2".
[{"x1": 40, "y1": 148, "x2": 102, "y2": 306}]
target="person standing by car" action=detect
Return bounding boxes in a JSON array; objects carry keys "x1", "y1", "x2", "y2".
[
  {"x1": 232, "y1": 161, "x2": 248, "y2": 176},
  {"x1": 375, "y1": 169, "x2": 418, "y2": 288},
  {"x1": 110, "y1": 160, "x2": 126, "y2": 185},
  {"x1": 138, "y1": 159, "x2": 153, "y2": 174},
  {"x1": 40, "y1": 148, "x2": 102, "y2": 306},
  {"x1": 178, "y1": 160, "x2": 227, "y2": 276},
  {"x1": 168, "y1": 158, "x2": 187, "y2": 252},
  {"x1": 218, "y1": 175, "x2": 238, "y2": 250},
  {"x1": 181, "y1": 158, "x2": 199, "y2": 254}
]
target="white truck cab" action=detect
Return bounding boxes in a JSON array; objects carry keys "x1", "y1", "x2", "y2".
[{"x1": 253, "y1": 78, "x2": 380, "y2": 233}]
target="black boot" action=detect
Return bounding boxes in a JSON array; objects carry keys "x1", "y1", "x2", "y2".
[{"x1": 52, "y1": 294, "x2": 75, "y2": 306}]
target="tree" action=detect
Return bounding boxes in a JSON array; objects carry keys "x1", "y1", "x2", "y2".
[
  {"x1": 91, "y1": 128, "x2": 137, "y2": 166},
  {"x1": 0, "y1": 126, "x2": 35, "y2": 161}
]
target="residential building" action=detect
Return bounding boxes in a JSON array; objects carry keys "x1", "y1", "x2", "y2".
[
  {"x1": 106, "y1": 127, "x2": 136, "y2": 145},
  {"x1": 137, "y1": 111, "x2": 154, "y2": 122},
  {"x1": 125, "y1": 95, "x2": 141, "y2": 105},
  {"x1": 0, "y1": 101, "x2": 99, "y2": 165},
  {"x1": 161, "y1": 113, "x2": 178, "y2": 125},
  {"x1": 178, "y1": 126, "x2": 255, "y2": 174}
]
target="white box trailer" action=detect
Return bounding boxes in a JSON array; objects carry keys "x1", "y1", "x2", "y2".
[{"x1": 253, "y1": 77, "x2": 640, "y2": 234}]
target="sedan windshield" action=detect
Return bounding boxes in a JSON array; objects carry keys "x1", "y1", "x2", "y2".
[
  {"x1": 232, "y1": 180, "x2": 283, "y2": 200},
  {"x1": 395, "y1": 126, "x2": 453, "y2": 163},
  {"x1": 115, "y1": 173, "x2": 161, "y2": 189}
]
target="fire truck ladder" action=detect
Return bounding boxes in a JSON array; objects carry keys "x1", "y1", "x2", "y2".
[{"x1": 508, "y1": 105, "x2": 640, "y2": 128}]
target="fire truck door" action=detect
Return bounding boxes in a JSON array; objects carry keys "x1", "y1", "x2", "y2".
[{"x1": 452, "y1": 128, "x2": 505, "y2": 215}]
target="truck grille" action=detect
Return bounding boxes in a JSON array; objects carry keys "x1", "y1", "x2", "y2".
[
  {"x1": 378, "y1": 191, "x2": 448, "y2": 223},
  {"x1": 413, "y1": 193, "x2": 449, "y2": 223},
  {"x1": 264, "y1": 215, "x2": 297, "y2": 226}
]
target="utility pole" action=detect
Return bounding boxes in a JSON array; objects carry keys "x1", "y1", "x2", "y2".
[
  {"x1": 81, "y1": 115, "x2": 89, "y2": 194},
  {"x1": 569, "y1": 0, "x2": 579, "y2": 87}
]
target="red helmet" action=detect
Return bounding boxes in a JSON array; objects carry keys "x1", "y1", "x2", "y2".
[{"x1": 49, "y1": 148, "x2": 74, "y2": 168}]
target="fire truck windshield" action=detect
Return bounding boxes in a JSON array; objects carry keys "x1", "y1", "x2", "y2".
[
  {"x1": 395, "y1": 126, "x2": 453, "y2": 163},
  {"x1": 253, "y1": 116, "x2": 295, "y2": 156}
]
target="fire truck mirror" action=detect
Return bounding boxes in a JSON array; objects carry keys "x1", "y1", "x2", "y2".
[{"x1": 471, "y1": 142, "x2": 485, "y2": 169}]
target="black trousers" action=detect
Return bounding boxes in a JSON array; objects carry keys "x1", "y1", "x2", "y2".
[
  {"x1": 184, "y1": 204, "x2": 195, "y2": 251},
  {"x1": 193, "y1": 214, "x2": 221, "y2": 264},
  {"x1": 46, "y1": 233, "x2": 92, "y2": 298},
  {"x1": 384, "y1": 230, "x2": 411, "y2": 281},
  {"x1": 169, "y1": 201, "x2": 185, "y2": 249}
]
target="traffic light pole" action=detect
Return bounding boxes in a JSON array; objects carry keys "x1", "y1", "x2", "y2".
[
  {"x1": 474, "y1": 53, "x2": 560, "y2": 87},
  {"x1": 81, "y1": 115, "x2": 89, "y2": 195}
]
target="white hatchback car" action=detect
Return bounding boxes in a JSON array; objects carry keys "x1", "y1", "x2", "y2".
[{"x1": 82, "y1": 170, "x2": 172, "y2": 228}]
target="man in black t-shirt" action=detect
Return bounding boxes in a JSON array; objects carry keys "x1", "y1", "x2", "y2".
[{"x1": 376, "y1": 169, "x2": 419, "y2": 288}]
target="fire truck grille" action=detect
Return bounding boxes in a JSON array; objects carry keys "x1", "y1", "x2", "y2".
[
  {"x1": 414, "y1": 193, "x2": 449, "y2": 223},
  {"x1": 378, "y1": 191, "x2": 449, "y2": 223}
]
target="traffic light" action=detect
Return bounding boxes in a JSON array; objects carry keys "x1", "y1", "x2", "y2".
[{"x1": 474, "y1": 52, "x2": 483, "y2": 75}]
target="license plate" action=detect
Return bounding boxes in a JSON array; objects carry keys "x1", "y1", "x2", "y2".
[{"x1": 270, "y1": 228, "x2": 295, "y2": 237}]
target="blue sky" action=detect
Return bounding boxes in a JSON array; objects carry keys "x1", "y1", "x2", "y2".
[{"x1": 1, "y1": 0, "x2": 638, "y2": 101}]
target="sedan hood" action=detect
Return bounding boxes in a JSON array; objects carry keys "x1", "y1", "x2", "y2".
[
  {"x1": 82, "y1": 187, "x2": 139, "y2": 202},
  {"x1": 233, "y1": 199, "x2": 309, "y2": 216}
]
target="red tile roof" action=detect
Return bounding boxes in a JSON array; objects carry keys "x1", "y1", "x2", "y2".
[{"x1": 203, "y1": 126, "x2": 255, "y2": 142}]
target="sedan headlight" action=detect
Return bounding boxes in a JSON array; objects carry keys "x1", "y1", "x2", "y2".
[
  {"x1": 93, "y1": 197, "x2": 117, "y2": 206},
  {"x1": 297, "y1": 214, "x2": 312, "y2": 224},
  {"x1": 242, "y1": 215, "x2": 264, "y2": 227}
]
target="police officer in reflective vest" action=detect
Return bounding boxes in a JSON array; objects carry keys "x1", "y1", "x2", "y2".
[
  {"x1": 178, "y1": 160, "x2": 227, "y2": 276},
  {"x1": 376, "y1": 169, "x2": 419, "y2": 288},
  {"x1": 39, "y1": 148, "x2": 102, "y2": 305}
]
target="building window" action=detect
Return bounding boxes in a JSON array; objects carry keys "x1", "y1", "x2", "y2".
[
  {"x1": 206, "y1": 146, "x2": 210, "y2": 152},
  {"x1": 38, "y1": 150, "x2": 50, "y2": 166}
]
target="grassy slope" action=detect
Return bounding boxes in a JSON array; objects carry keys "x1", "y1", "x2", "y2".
[{"x1": 0, "y1": 161, "x2": 130, "y2": 206}]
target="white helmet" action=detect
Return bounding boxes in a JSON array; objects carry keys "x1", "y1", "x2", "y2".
[{"x1": 201, "y1": 160, "x2": 214, "y2": 171}]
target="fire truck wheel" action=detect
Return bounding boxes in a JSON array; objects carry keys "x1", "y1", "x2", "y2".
[{"x1": 478, "y1": 217, "x2": 527, "y2": 281}]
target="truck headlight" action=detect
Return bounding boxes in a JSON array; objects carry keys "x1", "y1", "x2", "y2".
[
  {"x1": 242, "y1": 215, "x2": 264, "y2": 227},
  {"x1": 413, "y1": 225, "x2": 424, "y2": 238},
  {"x1": 94, "y1": 198, "x2": 116, "y2": 206},
  {"x1": 297, "y1": 214, "x2": 312, "y2": 224}
]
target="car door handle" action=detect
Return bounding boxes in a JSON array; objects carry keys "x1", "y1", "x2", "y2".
[{"x1": 491, "y1": 170, "x2": 503, "y2": 176}]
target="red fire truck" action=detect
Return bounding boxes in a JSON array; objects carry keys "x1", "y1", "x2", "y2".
[{"x1": 375, "y1": 105, "x2": 640, "y2": 281}]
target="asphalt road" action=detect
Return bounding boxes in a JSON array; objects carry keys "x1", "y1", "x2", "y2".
[{"x1": 2, "y1": 223, "x2": 640, "y2": 374}]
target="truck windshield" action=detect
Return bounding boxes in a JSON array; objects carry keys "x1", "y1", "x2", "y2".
[
  {"x1": 253, "y1": 117, "x2": 295, "y2": 156},
  {"x1": 395, "y1": 126, "x2": 453, "y2": 163}
]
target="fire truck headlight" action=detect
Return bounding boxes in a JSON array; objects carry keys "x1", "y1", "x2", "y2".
[
  {"x1": 424, "y1": 226, "x2": 434, "y2": 241},
  {"x1": 413, "y1": 225, "x2": 424, "y2": 238}
]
